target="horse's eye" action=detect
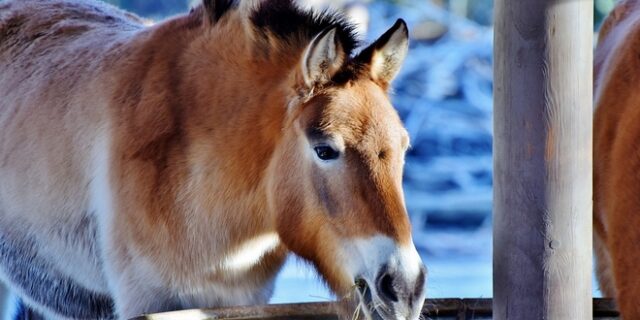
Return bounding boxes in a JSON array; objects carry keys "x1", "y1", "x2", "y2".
[{"x1": 314, "y1": 145, "x2": 340, "y2": 161}]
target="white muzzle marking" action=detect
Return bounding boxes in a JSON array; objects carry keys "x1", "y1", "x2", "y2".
[{"x1": 342, "y1": 235, "x2": 426, "y2": 320}]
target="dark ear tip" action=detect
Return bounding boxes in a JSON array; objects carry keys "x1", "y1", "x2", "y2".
[{"x1": 394, "y1": 19, "x2": 408, "y2": 35}]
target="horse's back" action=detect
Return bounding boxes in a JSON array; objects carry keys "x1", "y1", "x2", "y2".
[
  {"x1": 0, "y1": 0, "x2": 136, "y2": 237},
  {"x1": 0, "y1": 0, "x2": 143, "y2": 130},
  {"x1": 0, "y1": 1, "x2": 145, "y2": 318},
  {"x1": 0, "y1": 0, "x2": 141, "y2": 225},
  {"x1": 594, "y1": 0, "x2": 640, "y2": 315},
  {"x1": 0, "y1": 0, "x2": 143, "y2": 88}
]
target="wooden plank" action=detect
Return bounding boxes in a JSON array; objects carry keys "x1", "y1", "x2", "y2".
[
  {"x1": 132, "y1": 302, "x2": 339, "y2": 320},
  {"x1": 131, "y1": 298, "x2": 617, "y2": 319},
  {"x1": 493, "y1": 0, "x2": 593, "y2": 319}
]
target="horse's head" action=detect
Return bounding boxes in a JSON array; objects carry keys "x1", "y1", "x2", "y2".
[{"x1": 267, "y1": 20, "x2": 425, "y2": 319}]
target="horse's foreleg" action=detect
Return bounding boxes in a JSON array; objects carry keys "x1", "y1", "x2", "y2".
[
  {"x1": 0, "y1": 233, "x2": 114, "y2": 319},
  {"x1": 13, "y1": 298, "x2": 45, "y2": 320}
]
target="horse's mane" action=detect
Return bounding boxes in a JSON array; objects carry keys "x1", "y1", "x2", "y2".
[
  {"x1": 249, "y1": 1, "x2": 359, "y2": 57},
  {"x1": 205, "y1": 0, "x2": 358, "y2": 53},
  {"x1": 200, "y1": 0, "x2": 362, "y2": 82}
]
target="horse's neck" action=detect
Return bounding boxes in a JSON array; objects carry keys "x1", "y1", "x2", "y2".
[{"x1": 164, "y1": 16, "x2": 297, "y2": 231}]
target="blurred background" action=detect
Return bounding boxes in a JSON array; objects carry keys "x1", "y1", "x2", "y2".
[
  {"x1": 99, "y1": 0, "x2": 616, "y2": 303},
  {"x1": 0, "y1": 0, "x2": 620, "y2": 317}
]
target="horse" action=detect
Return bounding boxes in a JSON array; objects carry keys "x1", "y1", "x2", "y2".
[
  {"x1": 594, "y1": 0, "x2": 640, "y2": 317},
  {"x1": 0, "y1": 0, "x2": 426, "y2": 319}
]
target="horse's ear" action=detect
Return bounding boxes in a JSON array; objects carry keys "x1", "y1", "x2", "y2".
[
  {"x1": 202, "y1": 0, "x2": 236, "y2": 25},
  {"x1": 300, "y1": 27, "x2": 346, "y2": 91},
  {"x1": 356, "y1": 19, "x2": 409, "y2": 86}
]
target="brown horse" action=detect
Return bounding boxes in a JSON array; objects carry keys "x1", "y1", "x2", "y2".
[
  {"x1": 0, "y1": 0, "x2": 425, "y2": 319},
  {"x1": 595, "y1": 0, "x2": 640, "y2": 317}
]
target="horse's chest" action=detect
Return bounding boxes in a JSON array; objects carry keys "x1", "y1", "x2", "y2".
[
  {"x1": 219, "y1": 233, "x2": 281, "y2": 272},
  {"x1": 178, "y1": 234, "x2": 287, "y2": 307},
  {"x1": 197, "y1": 232, "x2": 286, "y2": 284}
]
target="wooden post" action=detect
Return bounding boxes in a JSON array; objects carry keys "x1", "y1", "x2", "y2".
[{"x1": 493, "y1": 1, "x2": 592, "y2": 319}]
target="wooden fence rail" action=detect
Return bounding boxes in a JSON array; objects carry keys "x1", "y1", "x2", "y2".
[{"x1": 132, "y1": 298, "x2": 618, "y2": 320}]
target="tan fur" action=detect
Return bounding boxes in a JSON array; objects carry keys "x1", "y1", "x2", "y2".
[
  {"x1": 0, "y1": 0, "x2": 422, "y2": 319},
  {"x1": 595, "y1": 0, "x2": 640, "y2": 316}
]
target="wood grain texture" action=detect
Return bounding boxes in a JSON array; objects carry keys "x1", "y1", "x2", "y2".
[
  {"x1": 493, "y1": 1, "x2": 593, "y2": 319},
  {"x1": 129, "y1": 298, "x2": 619, "y2": 320}
]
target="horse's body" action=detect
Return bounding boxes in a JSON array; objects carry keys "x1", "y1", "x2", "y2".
[
  {"x1": 595, "y1": 0, "x2": 640, "y2": 317},
  {"x1": 0, "y1": 0, "x2": 425, "y2": 319}
]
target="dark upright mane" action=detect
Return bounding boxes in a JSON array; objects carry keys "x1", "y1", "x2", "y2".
[
  {"x1": 202, "y1": 0, "x2": 364, "y2": 83},
  {"x1": 250, "y1": 0, "x2": 359, "y2": 57},
  {"x1": 202, "y1": 0, "x2": 238, "y2": 23}
]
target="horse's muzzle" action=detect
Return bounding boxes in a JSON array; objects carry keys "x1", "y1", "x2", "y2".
[
  {"x1": 345, "y1": 237, "x2": 426, "y2": 320},
  {"x1": 356, "y1": 262, "x2": 426, "y2": 320}
]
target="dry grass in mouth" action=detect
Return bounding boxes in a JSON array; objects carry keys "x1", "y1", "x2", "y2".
[
  {"x1": 352, "y1": 279, "x2": 375, "y2": 320},
  {"x1": 337, "y1": 279, "x2": 407, "y2": 320}
]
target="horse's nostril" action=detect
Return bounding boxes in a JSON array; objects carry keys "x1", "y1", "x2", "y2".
[{"x1": 377, "y1": 273, "x2": 398, "y2": 302}]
